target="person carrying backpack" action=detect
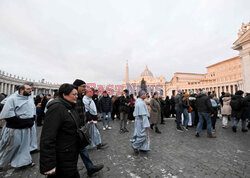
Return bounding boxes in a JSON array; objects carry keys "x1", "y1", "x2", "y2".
[{"x1": 231, "y1": 90, "x2": 248, "y2": 132}]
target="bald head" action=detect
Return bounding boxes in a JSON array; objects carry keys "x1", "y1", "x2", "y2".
[{"x1": 85, "y1": 88, "x2": 93, "y2": 97}]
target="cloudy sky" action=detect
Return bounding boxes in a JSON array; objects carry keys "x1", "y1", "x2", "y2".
[{"x1": 0, "y1": 0, "x2": 249, "y2": 85}]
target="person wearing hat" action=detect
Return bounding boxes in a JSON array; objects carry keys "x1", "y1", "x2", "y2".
[
  {"x1": 131, "y1": 90, "x2": 150, "y2": 153},
  {"x1": 119, "y1": 89, "x2": 130, "y2": 133},
  {"x1": 149, "y1": 92, "x2": 161, "y2": 134},
  {"x1": 73, "y1": 79, "x2": 104, "y2": 176}
]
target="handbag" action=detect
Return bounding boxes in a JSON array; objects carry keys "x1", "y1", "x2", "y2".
[
  {"x1": 188, "y1": 106, "x2": 193, "y2": 113},
  {"x1": 187, "y1": 100, "x2": 193, "y2": 113},
  {"x1": 85, "y1": 101, "x2": 98, "y2": 121},
  {"x1": 68, "y1": 110, "x2": 91, "y2": 148}
]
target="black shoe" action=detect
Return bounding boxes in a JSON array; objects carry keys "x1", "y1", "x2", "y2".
[
  {"x1": 150, "y1": 124, "x2": 154, "y2": 130},
  {"x1": 195, "y1": 131, "x2": 199, "y2": 137},
  {"x1": 177, "y1": 128, "x2": 184, "y2": 132},
  {"x1": 232, "y1": 126, "x2": 237, "y2": 132},
  {"x1": 87, "y1": 164, "x2": 104, "y2": 176},
  {"x1": 242, "y1": 129, "x2": 248, "y2": 132},
  {"x1": 132, "y1": 146, "x2": 139, "y2": 154},
  {"x1": 123, "y1": 128, "x2": 129, "y2": 132},
  {"x1": 30, "y1": 149, "x2": 40, "y2": 154},
  {"x1": 0, "y1": 167, "x2": 3, "y2": 172},
  {"x1": 97, "y1": 143, "x2": 108, "y2": 149},
  {"x1": 16, "y1": 162, "x2": 35, "y2": 170},
  {"x1": 155, "y1": 127, "x2": 161, "y2": 134}
]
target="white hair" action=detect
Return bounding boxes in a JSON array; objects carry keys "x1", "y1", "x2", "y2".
[{"x1": 201, "y1": 90, "x2": 207, "y2": 94}]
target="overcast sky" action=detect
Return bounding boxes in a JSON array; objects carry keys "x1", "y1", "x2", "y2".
[{"x1": 0, "y1": 0, "x2": 249, "y2": 85}]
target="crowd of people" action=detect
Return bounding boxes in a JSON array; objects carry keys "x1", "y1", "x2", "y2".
[{"x1": 0, "y1": 80, "x2": 249, "y2": 177}]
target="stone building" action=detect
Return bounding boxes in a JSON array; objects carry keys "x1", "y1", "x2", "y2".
[
  {"x1": 165, "y1": 56, "x2": 243, "y2": 97},
  {"x1": 233, "y1": 22, "x2": 250, "y2": 93},
  {"x1": 0, "y1": 70, "x2": 60, "y2": 95}
]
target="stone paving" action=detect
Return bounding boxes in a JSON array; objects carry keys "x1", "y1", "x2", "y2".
[{"x1": 1, "y1": 117, "x2": 250, "y2": 178}]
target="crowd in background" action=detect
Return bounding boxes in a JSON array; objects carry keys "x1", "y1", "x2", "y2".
[{"x1": 0, "y1": 83, "x2": 250, "y2": 177}]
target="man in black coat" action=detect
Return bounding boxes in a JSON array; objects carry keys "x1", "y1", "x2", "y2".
[
  {"x1": 119, "y1": 89, "x2": 130, "y2": 133},
  {"x1": 195, "y1": 90, "x2": 216, "y2": 138},
  {"x1": 170, "y1": 95, "x2": 176, "y2": 117},
  {"x1": 231, "y1": 90, "x2": 248, "y2": 132},
  {"x1": 99, "y1": 91, "x2": 112, "y2": 130},
  {"x1": 73, "y1": 79, "x2": 104, "y2": 176}
]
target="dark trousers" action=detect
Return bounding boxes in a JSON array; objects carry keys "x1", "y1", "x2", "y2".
[
  {"x1": 175, "y1": 106, "x2": 183, "y2": 129},
  {"x1": 79, "y1": 147, "x2": 94, "y2": 171},
  {"x1": 211, "y1": 107, "x2": 218, "y2": 129},
  {"x1": 36, "y1": 108, "x2": 43, "y2": 126}
]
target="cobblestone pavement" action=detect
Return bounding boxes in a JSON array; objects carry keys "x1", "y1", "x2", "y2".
[{"x1": 1, "y1": 117, "x2": 250, "y2": 178}]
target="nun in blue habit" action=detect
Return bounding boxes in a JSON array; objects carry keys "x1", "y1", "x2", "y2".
[
  {"x1": 0, "y1": 88, "x2": 36, "y2": 169},
  {"x1": 131, "y1": 90, "x2": 150, "y2": 153}
]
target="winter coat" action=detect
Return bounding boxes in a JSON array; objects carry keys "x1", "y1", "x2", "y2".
[
  {"x1": 231, "y1": 95, "x2": 248, "y2": 119},
  {"x1": 149, "y1": 98, "x2": 161, "y2": 124},
  {"x1": 221, "y1": 97, "x2": 232, "y2": 116},
  {"x1": 175, "y1": 94, "x2": 183, "y2": 109},
  {"x1": 99, "y1": 95, "x2": 112, "y2": 113},
  {"x1": 182, "y1": 98, "x2": 189, "y2": 109},
  {"x1": 92, "y1": 95, "x2": 100, "y2": 112},
  {"x1": 119, "y1": 95, "x2": 130, "y2": 113},
  {"x1": 40, "y1": 97, "x2": 81, "y2": 177},
  {"x1": 144, "y1": 97, "x2": 151, "y2": 116},
  {"x1": 245, "y1": 95, "x2": 250, "y2": 119},
  {"x1": 195, "y1": 94, "x2": 213, "y2": 114},
  {"x1": 170, "y1": 96, "x2": 176, "y2": 114}
]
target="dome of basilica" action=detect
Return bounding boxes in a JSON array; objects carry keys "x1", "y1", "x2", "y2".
[{"x1": 140, "y1": 66, "x2": 154, "y2": 78}]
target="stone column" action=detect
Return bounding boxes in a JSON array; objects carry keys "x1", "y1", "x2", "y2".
[
  {"x1": 0, "y1": 83, "x2": 3, "y2": 93},
  {"x1": 4, "y1": 83, "x2": 7, "y2": 95},
  {"x1": 12, "y1": 84, "x2": 15, "y2": 93},
  {"x1": 7, "y1": 84, "x2": 10, "y2": 95}
]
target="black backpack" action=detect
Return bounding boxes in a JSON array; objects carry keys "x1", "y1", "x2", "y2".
[{"x1": 230, "y1": 97, "x2": 241, "y2": 111}]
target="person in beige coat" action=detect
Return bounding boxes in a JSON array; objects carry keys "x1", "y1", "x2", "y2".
[
  {"x1": 149, "y1": 92, "x2": 161, "y2": 134},
  {"x1": 221, "y1": 93, "x2": 232, "y2": 128},
  {"x1": 144, "y1": 93, "x2": 151, "y2": 117}
]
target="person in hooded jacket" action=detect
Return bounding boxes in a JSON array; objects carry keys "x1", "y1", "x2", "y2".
[{"x1": 231, "y1": 90, "x2": 248, "y2": 132}]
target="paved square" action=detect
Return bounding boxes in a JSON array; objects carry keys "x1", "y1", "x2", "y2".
[{"x1": 1, "y1": 118, "x2": 250, "y2": 178}]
